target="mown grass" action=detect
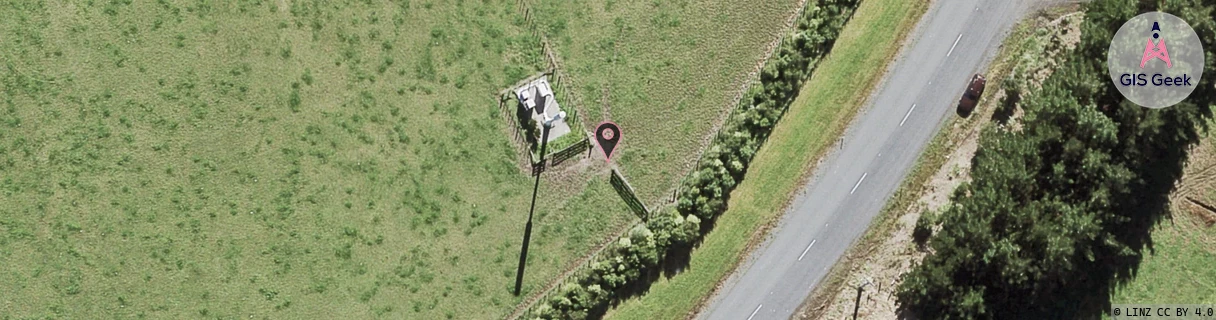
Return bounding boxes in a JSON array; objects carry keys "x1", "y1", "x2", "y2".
[
  {"x1": 604, "y1": 0, "x2": 929, "y2": 318},
  {"x1": 527, "y1": 0, "x2": 799, "y2": 202},
  {"x1": 1109, "y1": 214, "x2": 1216, "y2": 305},
  {"x1": 1108, "y1": 118, "x2": 1216, "y2": 309},
  {"x1": 0, "y1": 1, "x2": 636, "y2": 319}
]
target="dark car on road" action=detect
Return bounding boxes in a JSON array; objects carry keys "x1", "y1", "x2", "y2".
[{"x1": 957, "y1": 73, "x2": 986, "y2": 117}]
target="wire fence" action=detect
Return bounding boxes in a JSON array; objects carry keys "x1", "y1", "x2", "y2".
[
  {"x1": 509, "y1": 217, "x2": 642, "y2": 319},
  {"x1": 498, "y1": 75, "x2": 546, "y2": 174},
  {"x1": 504, "y1": 2, "x2": 636, "y2": 319},
  {"x1": 667, "y1": 0, "x2": 813, "y2": 205}
]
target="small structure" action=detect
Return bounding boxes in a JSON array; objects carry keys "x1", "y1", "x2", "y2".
[{"x1": 514, "y1": 77, "x2": 570, "y2": 142}]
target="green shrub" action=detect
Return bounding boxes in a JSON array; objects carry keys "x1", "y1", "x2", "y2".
[
  {"x1": 912, "y1": 209, "x2": 934, "y2": 247},
  {"x1": 288, "y1": 89, "x2": 301, "y2": 112}
]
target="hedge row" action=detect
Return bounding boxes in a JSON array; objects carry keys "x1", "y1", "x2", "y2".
[
  {"x1": 677, "y1": 0, "x2": 857, "y2": 223},
  {"x1": 525, "y1": 0, "x2": 860, "y2": 319}
]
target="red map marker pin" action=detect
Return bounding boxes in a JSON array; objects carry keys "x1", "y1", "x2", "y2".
[{"x1": 595, "y1": 122, "x2": 621, "y2": 163}]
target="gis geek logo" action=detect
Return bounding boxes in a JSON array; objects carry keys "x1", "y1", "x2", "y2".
[
  {"x1": 1122, "y1": 21, "x2": 1192, "y2": 86},
  {"x1": 1108, "y1": 12, "x2": 1204, "y2": 109},
  {"x1": 1140, "y1": 22, "x2": 1171, "y2": 68}
]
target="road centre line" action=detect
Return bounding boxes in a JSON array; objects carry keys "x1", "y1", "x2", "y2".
[
  {"x1": 947, "y1": 33, "x2": 963, "y2": 57},
  {"x1": 747, "y1": 304, "x2": 763, "y2": 320},
  {"x1": 850, "y1": 173, "x2": 868, "y2": 195},
  {"x1": 797, "y1": 239, "x2": 817, "y2": 261},
  {"x1": 900, "y1": 104, "x2": 917, "y2": 126}
]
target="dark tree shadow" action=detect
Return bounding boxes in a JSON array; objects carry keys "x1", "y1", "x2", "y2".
[
  {"x1": 991, "y1": 89, "x2": 1021, "y2": 125},
  {"x1": 1038, "y1": 101, "x2": 1207, "y2": 319}
]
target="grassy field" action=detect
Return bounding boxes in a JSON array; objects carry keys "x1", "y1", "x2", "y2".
[
  {"x1": 0, "y1": 1, "x2": 640, "y2": 318},
  {"x1": 527, "y1": 0, "x2": 799, "y2": 202},
  {"x1": 1109, "y1": 118, "x2": 1216, "y2": 307},
  {"x1": 604, "y1": 0, "x2": 929, "y2": 318}
]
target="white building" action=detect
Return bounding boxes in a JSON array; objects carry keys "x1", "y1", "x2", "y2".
[{"x1": 514, "y1": 77, "x2": 570, "y2": 142}]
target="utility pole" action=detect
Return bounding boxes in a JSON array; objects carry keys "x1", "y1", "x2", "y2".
[{"x1": 514, "y1": 111, "x2": 563, "y2": 296}]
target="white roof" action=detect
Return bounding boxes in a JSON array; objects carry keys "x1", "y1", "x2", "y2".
[
  {"x1": 515, "y1": 77, "x2": 558, "y2": 114},
  {"x1": 511, "y1": 76, "x2": 571, "y2": 142}
]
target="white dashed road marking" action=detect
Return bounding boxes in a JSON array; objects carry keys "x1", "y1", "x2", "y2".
[
  {"x1": 797, "y1": 240, "x2": 817, "y2": 261},
  {"x1": 947, "y1": 33, "x2": 963, "y2": 57},
  {"x1": 850, "y1": 173, "x2": 868, "y2": 195},
  {"x1": 747, "y1": 304, "x2": 763, "y2": 320},
  {"x1": 900, "y1": 104, "x2": 917, "y2": 126}
]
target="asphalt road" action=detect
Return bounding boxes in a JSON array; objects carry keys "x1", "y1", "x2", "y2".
[{"x1": 699, "y1": 0, "x2": 1039, "y2": 319}]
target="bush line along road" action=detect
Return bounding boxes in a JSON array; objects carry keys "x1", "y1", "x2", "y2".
[{"x1": 700, "y1": 0, "x2": 1042, "y2": 319}]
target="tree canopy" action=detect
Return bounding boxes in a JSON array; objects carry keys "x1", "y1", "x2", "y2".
[{"x1": 897, "y1": 0, "x2": 1215, "y2": 318}]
